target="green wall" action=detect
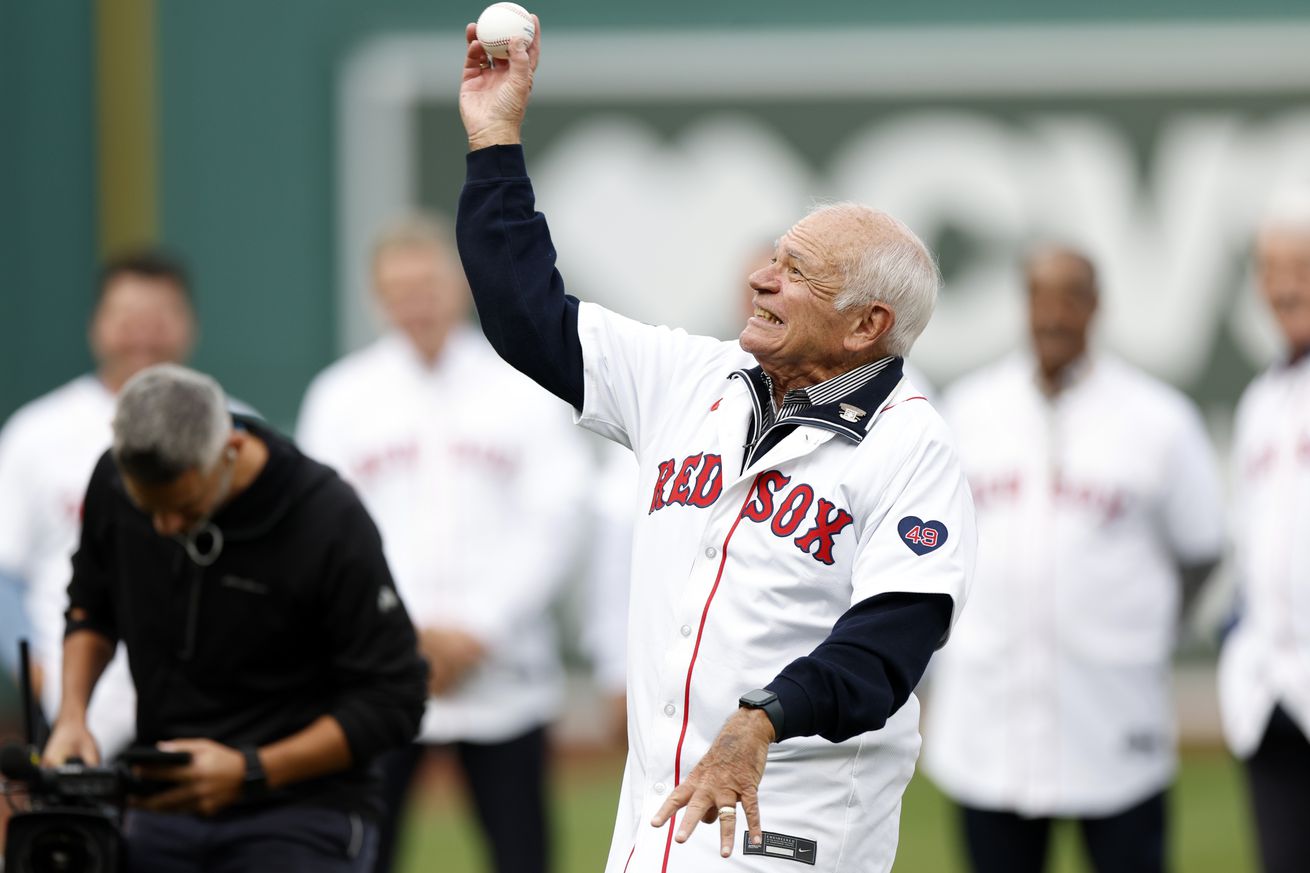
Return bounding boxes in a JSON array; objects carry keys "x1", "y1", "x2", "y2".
[
  {"x1": 0, "y1": 2, "x2": 97, "y2": 421},
  {"x1": 4, "y1": 0, "x2": 1309, "y2": 427}
]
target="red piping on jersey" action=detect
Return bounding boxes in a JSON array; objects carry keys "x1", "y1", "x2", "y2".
[
  {"x1": 660, "y1": 473, "x2": 764, "y2": 873},
  {"x1": 622, "y1": 843, "x2": 636, "y2": 873},
  {"x1": 880, "y1": 395, "x2": 928, "y2": 413}
]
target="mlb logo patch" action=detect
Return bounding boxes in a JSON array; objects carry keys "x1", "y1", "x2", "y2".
[{"x1": 898, "y1": 516, "x2": 948, "y2": 555}]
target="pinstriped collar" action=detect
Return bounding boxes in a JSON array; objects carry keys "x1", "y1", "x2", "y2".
[{"x1": 731, "y1": 356, "x2": 906, "y2": 448}]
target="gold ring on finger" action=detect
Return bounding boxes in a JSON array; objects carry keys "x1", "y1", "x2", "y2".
[{"x1": 718, "y1": 805, "x2": 737, "y2": 819}]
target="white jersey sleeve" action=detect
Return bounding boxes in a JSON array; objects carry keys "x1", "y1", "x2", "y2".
[
  {"x1": 294, "y1": 373, "x2": 351, "y2": 472},
  {"x1": 574, "y1": 301, "x2": 744, "y2": 456},
  {"x1": 1159, "y1": 404, "x2": 1225, "y2": 565},
  {"x1": 851, "y1": 409, "x2": 975, "y2": 628},
  {"x1": 0, "y1": 414, "x2": 38, "y2": 579}
]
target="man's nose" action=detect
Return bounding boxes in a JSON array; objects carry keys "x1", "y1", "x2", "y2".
[{"x1": 749, "y1": 267, "x2": 778, "y2": 293}]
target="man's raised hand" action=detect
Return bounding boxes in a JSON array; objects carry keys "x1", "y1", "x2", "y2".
[{"x1": 460, "y1": 16, "x2": 541, "y2": 150}]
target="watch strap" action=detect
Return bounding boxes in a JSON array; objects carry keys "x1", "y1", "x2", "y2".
[{"x1": 239, "y1": 745, "x2": 268, "y2": 799}]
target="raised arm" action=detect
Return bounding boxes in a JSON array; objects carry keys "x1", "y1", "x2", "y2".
[{"x1": 455, "y1": 17, "x2": 585, "y2": 408}]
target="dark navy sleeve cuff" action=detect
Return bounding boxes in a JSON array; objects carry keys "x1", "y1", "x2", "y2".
[
  {"x1": 765, "y1": 675, "x2": 817, "y2": 742},
  {"x1": 465, "y1": 144, "x2": 529, "y2": 183}
]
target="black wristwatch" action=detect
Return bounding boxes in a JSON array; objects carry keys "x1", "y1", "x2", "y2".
[
  {"x1": 239, "y1": 746, "x2": 268, "y2": 800},
  {"x1": 738, "y1": 688, "x2": 784, "y2": 742}
]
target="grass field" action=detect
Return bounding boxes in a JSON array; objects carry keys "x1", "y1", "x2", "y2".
[{"x1": 396, "y1": 747, "x2": 1257, "y2": 872}]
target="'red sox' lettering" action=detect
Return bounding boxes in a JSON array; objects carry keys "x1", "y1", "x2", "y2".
[{"x1": 649, "y1": 456, "x2": 853, "y2": 564}]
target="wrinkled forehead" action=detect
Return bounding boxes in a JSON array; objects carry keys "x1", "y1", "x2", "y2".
[{"x1": 782, "y1": 209, "x2": 896, "y2": 270}]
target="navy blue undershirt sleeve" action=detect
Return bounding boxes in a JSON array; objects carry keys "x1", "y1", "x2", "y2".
[
  {"x1": 456, "y1": 145, "x2": 585, "y2": 409},
  {"x1": 765, "y1": 591, "x2": 953, "y2": 743}
]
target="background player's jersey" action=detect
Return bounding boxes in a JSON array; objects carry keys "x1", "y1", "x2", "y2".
[
  {"x1": 923, "y1": 352, "x2": 1224, "y2": 816},
  {"x1": 297, "y1": 326, "x2": 590, "y2": 744},
  {"x1": 0, "y1": 375, "x2": 136, "y2": 755},
  {"x1": 575, "y1": 302, "x2": 975, "y2": 873},
  {"x1": 1220, "y1": 354, "x2": 1310, "y2": 757}
]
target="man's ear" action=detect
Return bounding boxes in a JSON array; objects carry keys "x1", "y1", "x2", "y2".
[
  {"x1": 224, "y1": 430, "x2": 245, "y2": 461},
  {"x1": 845, "y1": 303, "x2": 895, "y2": 357}
]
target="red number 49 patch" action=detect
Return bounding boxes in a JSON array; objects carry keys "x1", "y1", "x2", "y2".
[{"x1": 897, "y1": 516, "x2": 948, "y2": 555}]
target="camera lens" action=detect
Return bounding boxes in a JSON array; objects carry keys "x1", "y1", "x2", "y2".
[{"x1": 23, "y1": 825, "x2": 104, "y2": 873}]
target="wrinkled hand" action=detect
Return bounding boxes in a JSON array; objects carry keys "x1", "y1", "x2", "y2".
[
  {"x1": 42, "y1": 717, "x2": 101, "y2": 767},
  {"x1": 134, "y1": 739, "x2": 245, "y2": 816},
  {"x1": 419, "y1": 627, "x2": 488, "y2": 695},
  {"x1": 651, "y1": 708, "x2": 774, "y2": 859},
  {"x1": 459, "y1": 17, "x2": 540, "y2": 150}
]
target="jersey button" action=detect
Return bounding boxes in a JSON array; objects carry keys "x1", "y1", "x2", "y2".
[
  {"x1": 654, "y1": 782, "x2": 667, "y2": 795},
  {"x1": 705, "y1": 546, "x2": 717, "y2": 558},
  {"x1": 680, "y1": 625, "x2": 692, "y2": 637},
  {"x1": 664, "y1": 704, "x2": 676, "y2": 717}
]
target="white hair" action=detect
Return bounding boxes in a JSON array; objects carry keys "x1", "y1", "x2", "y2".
[
  {"x1": 1260, "y1": 181, "x2": 1310, "y2": 236},
  {"x1": 814, "y1": 202, "x2": 941, "y2": 357},
  {"x1": 111, "y1": 364, "x2": 231, "y2": 484}
]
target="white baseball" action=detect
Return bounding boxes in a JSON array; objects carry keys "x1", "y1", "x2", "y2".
[{"x1": 476, "y1": 3, "x2": 534, "y2": 60}]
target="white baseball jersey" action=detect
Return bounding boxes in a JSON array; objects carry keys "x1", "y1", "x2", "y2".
[
  {"x1": 0, "y1": 376, "x2": 136, "y2": 755},
  {"x1": 1219, "y1": 354, "x2": 1310, "y2": 756},
  {"x1": 585, "y1": 364, "x2": 936, "y2": 700},
  {"x1": 296, "y1": 327, "x2": 589, "y2": 744},
  {"x1": 922, "y1": 352, "x2": 1225, "y2": 816},
  {"x1": 574, "y1": 303, "x2": 975, "y2": 873}
]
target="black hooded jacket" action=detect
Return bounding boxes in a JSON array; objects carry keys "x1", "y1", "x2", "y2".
[{"x1": 65, "y1": 416, "x2": 427, "y2": 816}]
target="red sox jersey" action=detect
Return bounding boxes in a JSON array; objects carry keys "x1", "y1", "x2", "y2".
[
  {"x1": 296, "y1": 327, "x2": 590, "y2": 744},
  {"x1": 575, "y1": 303, "x2": 976, "y2": 873},
  {"x1": 0, "y1": 376, "x2": 137, "y2": 756},
  {"x1": 1219, "y1": 354, "x2": 1310, "y2": 756},
  {"x1": 922, "y1": 353, "x2": 1224, "y2": 816}
]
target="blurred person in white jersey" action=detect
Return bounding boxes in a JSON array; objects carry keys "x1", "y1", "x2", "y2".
[
  {"x1": 1219, "y1": 183, "x2": 1310, "y2": 873},
  {"x1": 923, "y1": 245, "x2": 1225, "y2": 873},
  {"x1": 297, "y1": 213, "x2": 589, "y2": 873},
  {"x1": 0, "y1": 249, "x2": 200, "y2": 759}
]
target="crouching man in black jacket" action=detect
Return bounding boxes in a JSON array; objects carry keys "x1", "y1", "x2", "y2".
[{"x1": 41, "y1": 363, "x2": 428, "y2": 873}]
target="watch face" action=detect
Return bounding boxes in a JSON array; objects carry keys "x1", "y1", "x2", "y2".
[{"x1": 741, "y1": 689, "x2": 777, "y2": 707}]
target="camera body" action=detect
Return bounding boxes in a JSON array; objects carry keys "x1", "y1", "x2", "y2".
[{"x1": 3, "y1": 756, "x2": 128, "y2": 873}]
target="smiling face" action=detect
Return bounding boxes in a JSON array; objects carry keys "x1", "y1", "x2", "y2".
[
  {"x1": 740, "y1": 210, "x2": 893, "y2": 393},
  {"x1": 1256, "y1": 226, "x2": 1310, "y2": 356}
]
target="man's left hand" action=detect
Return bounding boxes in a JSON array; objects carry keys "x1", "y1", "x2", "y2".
[
  {"x1": 651, "y1": 707, "x2": 774, "y2": 858},
  {"x1": 134, "y1": 738, "x2": 246, "y2": 816}
]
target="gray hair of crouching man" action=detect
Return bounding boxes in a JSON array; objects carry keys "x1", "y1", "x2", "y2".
[{"x1": 111, "y1": 363, "x2": 232, "y2": 485}]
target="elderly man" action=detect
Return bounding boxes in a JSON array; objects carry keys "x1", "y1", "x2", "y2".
[
  {"x1": 455, "y1": 24, "x2": 975, "y2": 873},
  {"x1": 42, "y1": 364, "x2": 427, "y2": 873},
  {"x1": 297, "y1": 214, "x2": 589, "y2": 873},
  {"x1": 922, "y1": 247, "x2": 1224, "y2": 873},
  {"x1": 1220, "y1": 187, "x2": 1310, "y2": 873},
  {"x1": 0, "y1": 249, "x2": 199, "y2": 759}
]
